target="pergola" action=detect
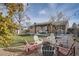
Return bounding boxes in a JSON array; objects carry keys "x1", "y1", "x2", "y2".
[{"x1": 33, "y1": 20, "x2": 68, "y2": 34}]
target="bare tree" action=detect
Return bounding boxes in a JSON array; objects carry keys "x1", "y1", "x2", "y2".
[
  {"x1": 72, "y1": 23, "x2": 77, "y2": 28},
  {"x1": 12, "y1": 3, "x2": 31, "y2": 34},
  {"x1": 57, "y1": 12, "x2": 64, "y2": 21},
  {"x1": 49, "y1": 16, "x2": 55, "y2": 22}
]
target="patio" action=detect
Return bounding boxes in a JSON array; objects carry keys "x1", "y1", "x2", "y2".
[{"x1": 0, "y1": 33, "x2": 79, "y2": 56}]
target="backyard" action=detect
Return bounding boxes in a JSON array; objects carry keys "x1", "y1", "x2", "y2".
[{"x1": 0, "y1": 3, "x2": 79, "y2": 56}]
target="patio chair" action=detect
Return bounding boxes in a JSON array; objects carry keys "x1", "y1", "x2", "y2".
[
  {"x1": 56, "y1": 39, "x2": 76, "y2": 56},
  {"x1": 25, "y1": 35, "x2": 43, "y2": 55},
  {"x1": 34, "y1": 35, "x2": 43, "y2": 45},
  {"x1": 25, "y1": 41, "x2": 38, "y2": 54},
  {"x1": 47, "y1": 33, "x2": 56, "y2": 45}
]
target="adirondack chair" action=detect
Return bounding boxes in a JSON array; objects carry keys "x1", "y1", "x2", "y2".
[
  {"x1": 34, "y1": 35, "x2": 44, "y2": 54},
  {"x1": 34, "y1": 35, "x2": 43, "y2": 45},
  {"x1": 25, "y1": 35, "x2": 43, "y2": 54},
  {"x1": 25, "y1": 40, "x2": 38, "y2": 54},
  {"x1": 56, "y1": 39, "x2": 76, "y2": 56},
  {"x1": 47, "y1": 33, "x2": 56, "y2": 45}
]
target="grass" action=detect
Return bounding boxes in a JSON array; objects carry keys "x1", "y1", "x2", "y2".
[
  {"x1": 75, "y1": 37, "x2": 79, "y2": 42},
  {"x1": 0, "y1": 35, "x2": 34, "y2": 48},
  {"x1": 11, "y1": 35, "x2": 34, "y2": 47},
  {"x1": 0, "y1": 45, "x2": 4, "y2": 48}
]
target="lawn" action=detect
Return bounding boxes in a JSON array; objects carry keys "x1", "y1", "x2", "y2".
[
  {"x1": 11, "y1": 35, "x2": 34, "y2": 47},
  {"x1": 75, "y1": 37, "x2": 79, "y2": 42},
  {"x1": 0, "y1": 35, "x2": 34, "y2": 48}
]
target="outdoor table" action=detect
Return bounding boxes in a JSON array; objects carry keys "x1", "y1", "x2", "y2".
[{"x1": 42, "y1": 42, "x2": 54, "y2": 56}]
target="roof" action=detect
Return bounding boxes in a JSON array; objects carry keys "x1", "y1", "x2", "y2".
[
  {"x1": 52, "y1": 20, "x2": 68, "y2": 25},
  {"x1": 30, "y1": 20, "x2": 68, "y2": 27},
  {"x1": 34, "y1": 21, "x2": 51, "y2": 26}
]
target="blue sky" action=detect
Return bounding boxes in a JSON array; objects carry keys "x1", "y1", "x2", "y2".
[
  {"x1": 25, "y1": 3, "x2": 79, "y2": 27},
  {"x1": 0, "y1": 3, "x2": 79, "y2": 27}
]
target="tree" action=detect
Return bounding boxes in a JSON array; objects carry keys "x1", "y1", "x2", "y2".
[
  {"x1": 0, "y1": 3, "x2": 24, "y2": 47},
  {"x1": 57, "y1": 12, "x2": 64, "y2": 21},
  {"x1": 21, "y1": 15, "x2": 31, "y2": 27},
  {"x1": 72, "y1": 23, "x2": 77, "y2": 28},
  {"x1": 49, "y1": 16, "x2": 55, "y2": 22},
  {"x1": 0, "y1": 12, "x2": 18, "y2": 47},
  {"x1": 5, "y1": 3, "x2": 24, "y2": 17},
  {"x1": 12, "y1": 4, "x2": 30, "y2": 34},
  {"x1": 4, "y1": 3, "x2": 25, "y2": 35}
]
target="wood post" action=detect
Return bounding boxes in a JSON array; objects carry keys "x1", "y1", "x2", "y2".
[
  {"x1": 57, "y1": 47, "x2": 59, "y2": 56},
  {"x1": 73, "y1": 47, "x2": 75, "y2": 56},
  {"x1": 34, "y1": 23, "x2": 36, "y2": 34},
  {"x1": 50, "y1": 24, "x2": 52, "y2": 33},
  {"x1": 47, "y1": 25, "x2": 49, "y2": 33}
]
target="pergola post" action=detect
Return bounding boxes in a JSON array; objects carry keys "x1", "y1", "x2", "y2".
[
  {"x1": 47, "y1": 25, "x2": 49, "y2": 33},
  {"x1": 73, "y1": 46, "x2": 75, "y2": 56},
  {"x1": 34, "y1": 23, "x2": 36, "y2": 34},
  {"x1": 50, "y1": 24, "x2": 52, "y2": 33}
]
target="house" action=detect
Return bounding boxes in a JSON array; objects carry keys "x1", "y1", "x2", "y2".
[
  {"x1": 28, "y1": 12, "x2": 69, "y2": 34},
  {"x1": 67, "y1": 23, "x2": 79, "y2": 37},
  {"x1": 29, "y1": 20, "x2": 69, "y2": 34}
]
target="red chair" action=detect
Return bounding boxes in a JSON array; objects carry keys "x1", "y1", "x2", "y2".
[
  {"x1": 25, "y1": 41, "x2": 38, "y2": 55},
  {"x1": 57, "y1": 40, "x2": 76, "y2": 56}
]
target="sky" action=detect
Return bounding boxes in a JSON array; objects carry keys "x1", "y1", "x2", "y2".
[
  {"x1": 0, "y1": 3, "x2": 79, "y2": 27},
  {"x1": 25, "y1": 3, "x2": 79, "y2": 27}
]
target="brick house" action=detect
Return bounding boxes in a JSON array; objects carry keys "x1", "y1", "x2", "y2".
[
  {"x1": 28, "y1": 12, "x2": 69, "y2": 34},
  {"x1": 29, "y1": 20, "x2": 69, "y2": 34}
]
